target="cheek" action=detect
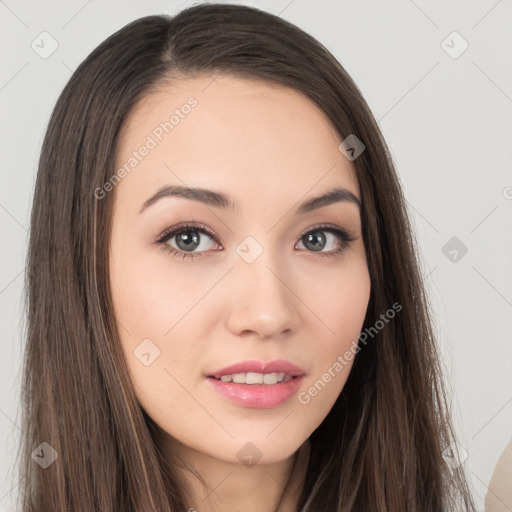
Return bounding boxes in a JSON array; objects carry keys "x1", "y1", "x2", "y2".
[
  {"x1": 305, "y1": 253, "x2": 371, "y2": 344},
  {"x1": 109, "y1": 234, "x2": 226, "y2": 408},
  {"x1": 110, "y1": 233, "x2": 210, "y2": 341},
  {"x1": 297, "y1": 257, "x2": 370, "y2": 409},
  {"x1": 109, "y1": 237, "x2": 193, "y2": 389},
  {"x1": 110, "y1": 258, "x2": 205, "y2": 422}
]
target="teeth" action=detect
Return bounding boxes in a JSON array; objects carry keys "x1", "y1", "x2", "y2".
[
  {"x1": 217, "y1": 372, "x2": 290, "y2": 385},
  {"x1": 246, "y1": 372, "x2": 263, "y2": 384},
  {"x1": 263, "y1": 373, "x2": 277, "y2": 384}
]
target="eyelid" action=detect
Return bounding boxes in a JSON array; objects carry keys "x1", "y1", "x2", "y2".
[
  {"x1": 155, "y1": 221, "x2": 220, "y2": 245},
  {"x1": 297, "y1": 222, "x2": 356, "y2": 242}
]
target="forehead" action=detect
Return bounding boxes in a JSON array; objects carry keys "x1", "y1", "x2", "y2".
[{"x1": 114, "y1": 74, "x2": 359, "y2": 210}]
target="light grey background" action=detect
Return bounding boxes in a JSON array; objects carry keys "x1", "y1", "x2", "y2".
[{"x1": 1, "y1": 1, "x2": 511, "y2": 510}]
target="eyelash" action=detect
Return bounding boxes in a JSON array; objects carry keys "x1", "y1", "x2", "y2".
[{"x1": 154, "y1": 221, "x2": 356, "y2": 260}]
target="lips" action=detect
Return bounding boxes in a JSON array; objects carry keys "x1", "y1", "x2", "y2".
[
  {"x1": 205, "y1": 359, "x2": 306, "y2": 408},
  {"x1": 207, "y1": 359, "x2": 305, "y2": 379}
]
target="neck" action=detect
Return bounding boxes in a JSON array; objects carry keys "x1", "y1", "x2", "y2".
[{"x1": 161, "y1": 437, "x2": 311, "y2": 512}]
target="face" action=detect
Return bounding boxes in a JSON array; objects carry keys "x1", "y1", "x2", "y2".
[{"x1": 109, "y1": 74, "x2": 371, "y2": 466}]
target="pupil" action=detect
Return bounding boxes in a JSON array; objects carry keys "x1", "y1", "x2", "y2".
[
  {"x1": 177, "y1": 231, "x2": 200, "y2": 251},
  {"x1": 305, "y1": 232, "x2": 325, "y2": 251}
]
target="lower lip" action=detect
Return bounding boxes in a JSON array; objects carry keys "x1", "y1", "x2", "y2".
[{"x1": 206, "y1": 376, "x2": 304, "y2": 408}]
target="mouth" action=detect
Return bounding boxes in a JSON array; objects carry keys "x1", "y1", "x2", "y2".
[
  {"x1": 205, "y1": 359, "x2": 306, "y2": 408},
  {"x1": 206, "y1": 358, "x2": 305, "y2": 380},
  {"x1": 209, "y1": 372, "x2": 295, "y2": 385}
]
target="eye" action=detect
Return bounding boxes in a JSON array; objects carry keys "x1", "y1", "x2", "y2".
[
  {"x1": 155, "y1": 222, "x2": 221, "y2": 260},
  {"x1": 154, "y1": 222, "x2": 356, "y2": 260},
  {"x1": 295, "y1": 224, "x2": 356, "y2": 258}
]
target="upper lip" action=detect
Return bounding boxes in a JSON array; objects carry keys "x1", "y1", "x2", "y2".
[{"x1": 207, "y1": 359, "x2": 305, "y2": 379}]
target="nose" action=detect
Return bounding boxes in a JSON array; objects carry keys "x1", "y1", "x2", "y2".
[{"x1": 225, "y1": 253, "x2": 301, "y2": 340}]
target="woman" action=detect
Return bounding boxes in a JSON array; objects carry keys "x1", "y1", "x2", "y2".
[{"x1": 18, "y1": 3, "x2": 476, "y2": 511}]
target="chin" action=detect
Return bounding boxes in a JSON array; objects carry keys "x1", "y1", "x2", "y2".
[{"x1": 221, "y1": 436, "x2": 306, "y2": 467}]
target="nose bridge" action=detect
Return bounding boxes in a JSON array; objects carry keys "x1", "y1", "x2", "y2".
[{"x1": 225, "y1": 237, "x2": 300, "y2": 337}]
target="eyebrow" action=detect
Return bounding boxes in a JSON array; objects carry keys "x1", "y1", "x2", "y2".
[{"x1": 138, "y1": 185, "x2": 361, "y2": 215}]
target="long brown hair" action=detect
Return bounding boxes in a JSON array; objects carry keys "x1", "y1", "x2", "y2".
[{"x1": 17, "y1": 3, "x2": 476, "y2": 511}]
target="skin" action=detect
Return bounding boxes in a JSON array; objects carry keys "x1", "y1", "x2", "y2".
[{"x1": 109, "y1": 74, "x2": 371, "y2": 512}]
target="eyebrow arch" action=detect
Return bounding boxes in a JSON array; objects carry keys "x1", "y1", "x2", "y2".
[
  {"x1": 138, "y1": 185, "x2": 361, "y2": 215},
  {"x1": 295, "y1": 187, "x2": 361, "y2": 214}
]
